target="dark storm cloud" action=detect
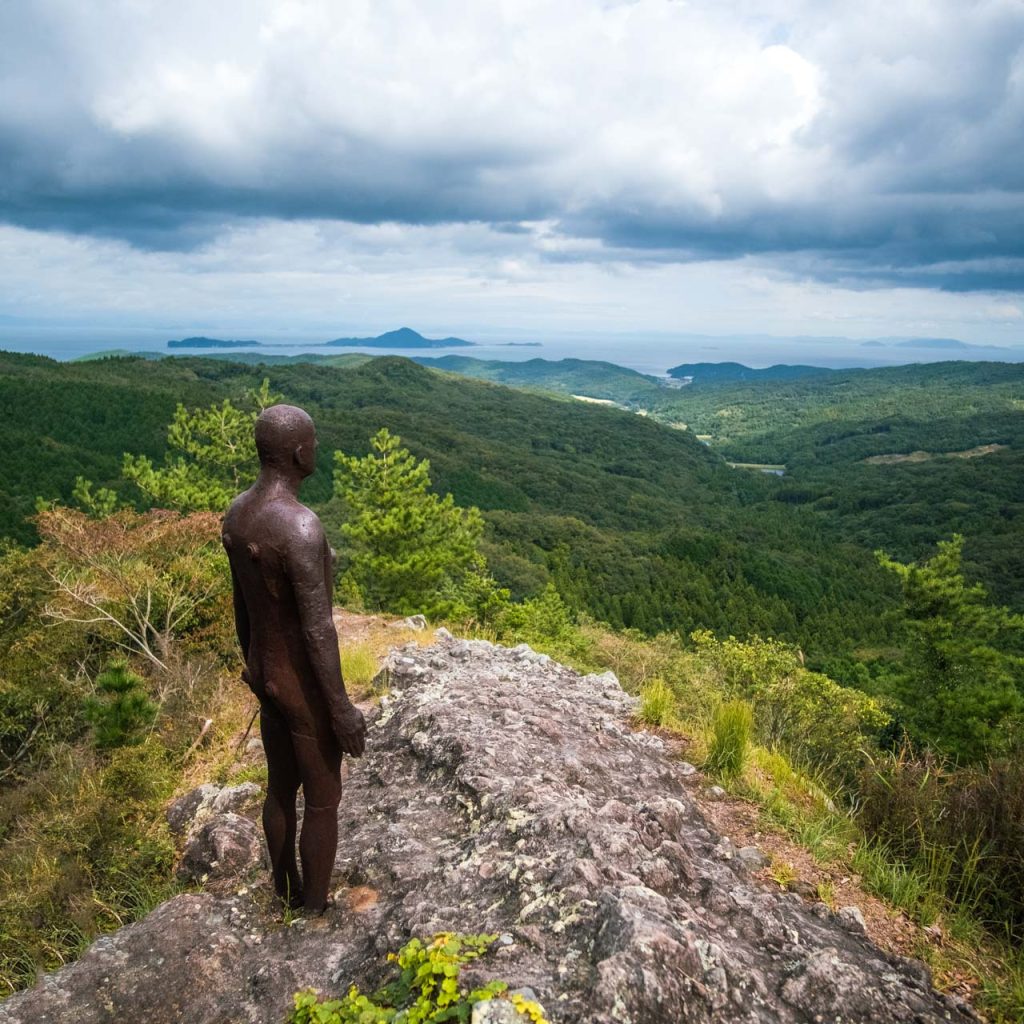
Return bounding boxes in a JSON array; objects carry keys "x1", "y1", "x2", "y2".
[
  {"x1": 576, "y1": 193, "x2": 1024, "y2": 291},
  {"x1": 1, "y1": 0, "x2": 1023, "y2": 292}
]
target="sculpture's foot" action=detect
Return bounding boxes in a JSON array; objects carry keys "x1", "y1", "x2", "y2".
[{"x1": 302, "y1": 893, "x2": 335, "y2": 916}]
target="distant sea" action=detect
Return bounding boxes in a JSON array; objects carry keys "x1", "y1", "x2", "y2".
[{"x1": 0, "y1": 324, "x2": 1021, "y2": 376}]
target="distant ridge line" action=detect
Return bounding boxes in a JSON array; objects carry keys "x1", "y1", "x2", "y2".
[{"x1": 667, "y1": 361, "x2": 833, "y2": 383}]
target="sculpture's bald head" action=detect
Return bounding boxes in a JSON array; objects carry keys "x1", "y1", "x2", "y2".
[{"x1": 255, "y1": 404, "x2": 316, "y2": 474}]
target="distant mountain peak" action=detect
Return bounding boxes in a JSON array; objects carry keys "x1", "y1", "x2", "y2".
[
  {"x1": 379, "y1": 327, "x2": 425, "y2": 341},
  {"x1": 326, "y1": 328, "x2": 474, "y2": 349}
]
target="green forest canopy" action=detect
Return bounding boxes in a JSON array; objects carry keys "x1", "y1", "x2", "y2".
[{"x1": 2, "y1": 349, "x2": 1022, "y2": 670}]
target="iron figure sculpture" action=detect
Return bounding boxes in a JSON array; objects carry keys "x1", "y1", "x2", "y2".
[{"x1": 223, "y1": 404, "x2": 366, "y2": 912}]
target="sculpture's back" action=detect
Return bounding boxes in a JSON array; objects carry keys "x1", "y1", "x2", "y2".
[
  {"x1": 224, "y1": 490, "x2": 329, "y2": 726},
  {"x1": 222, "y1": 404, "x2": 365, "y2": 912}
]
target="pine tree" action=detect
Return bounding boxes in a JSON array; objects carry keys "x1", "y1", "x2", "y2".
[
  {"x1": 333, "y1": 428, "x2": 507, "y2": 620},
  {"x1": 84, "y1": 661, "x2": 158, "y2": 749},
  {"x1": 71, "y1": 476, "x2": 120, "y2": 518},
  {"x1": 878, "y1": 535, "x2": 1024, "y2": 763},
  {"x1": 121, "y1": 379, "x2": 280, "y2": 513}
]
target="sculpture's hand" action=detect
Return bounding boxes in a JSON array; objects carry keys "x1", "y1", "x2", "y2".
[{"x1": 332, "y1": 703, "x2": 367, "y2": 757}]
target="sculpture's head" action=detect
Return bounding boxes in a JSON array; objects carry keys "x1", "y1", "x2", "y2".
[{"x1": 255, "y1": 404, "x2": 317, "y2": 478}]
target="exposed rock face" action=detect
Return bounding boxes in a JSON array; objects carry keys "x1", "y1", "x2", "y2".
[
  {"x1": 213, "y1": 781, "x2": 262, "y2": 815},
  {"x1": 388, "y1": 614, "x2": 428, "y2": 631},
  {"x1": 736, "y1": 846, "x2": 770, "y2": 872},
  {"x1": 166, "y1": 781, "x2": 261, "y2": 838},
  {"x1": 166, "y1": 782, "x2": 221, "y2": 836},
  {"x1": 176, "y1": 812, "x2": 266, "y2": 882},
  {"x1": 0, "y1": 636, "x2": 975, "y2": 1024}
]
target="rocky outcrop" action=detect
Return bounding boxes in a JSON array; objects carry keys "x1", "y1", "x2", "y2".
[
  {"x1": 166, "y1": 781, "x2": 262, "y2": 837},
  {"x1": 0, "y1": 635, "x2": 975, "y2": 1024},
  {"x1": 388, "y1": 613, "x2": 428, "y2": 630},
  {"x1": 166, "y1": 782, "x2": 221, "y2": 835},
  {"x1": 176, "y1": 812, "x2": 265, "y2": 882}
]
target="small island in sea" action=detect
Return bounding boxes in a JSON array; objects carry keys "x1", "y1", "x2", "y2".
[
  {"x1": 498, "y1": 342, "x2": 542, "y2": 347},
  {"x1": 325, "y1": 327, "x2": 475, "y2": 349},
  {"x1": 168, "y1": 337, "x2": 261, "y2": 349}
]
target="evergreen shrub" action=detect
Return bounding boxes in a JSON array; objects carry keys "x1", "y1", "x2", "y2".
[{"x1": 84, "y1": 661, "x2": 157, "y2": 749}]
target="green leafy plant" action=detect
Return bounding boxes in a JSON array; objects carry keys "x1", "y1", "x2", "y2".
[
  {"x1": 691, "y1": 631, "x2": 888, "y2": 783},
  {"x1": 769, "y1": 860, "x2": 797, "y2": 888},
  {"x1": 637, "y1": 677, "x2": 674, "y2": 727},
  {"x1": 815, "y1": 879, "x2": 837, "y2": 908},
  {"x1": 493, "y1": 583, "x2": 594, "y2": 667},
  {"x1": 84, "y1": 660, "x2": 158, "y2": 749},
  {"x1": 289, "y1": 933, "x2": 550, "y2": 1024}
]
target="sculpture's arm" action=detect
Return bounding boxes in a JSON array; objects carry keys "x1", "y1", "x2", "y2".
[
  {"x1": 288, "y1": 512, "x2": 366, "y2": 757},
  {"x1": 229, "y1": 561, "x2": 251, "y2": 662}
]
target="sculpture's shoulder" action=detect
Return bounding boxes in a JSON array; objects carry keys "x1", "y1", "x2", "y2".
[
  {"x1": 221, "y1": 490, "x2": 254, "y2": 548},
  {"x1": 286, "y1": 502, "x2": 327, "y2": 551},
  {"x1": 222, "y1": 491, "x2": 322, "y2": 555}
]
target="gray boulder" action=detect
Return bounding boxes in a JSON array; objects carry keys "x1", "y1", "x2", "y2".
[
  {"x1": 388, "y1": 614, "x2": 427, "y2": 630},
  {"x1": 736, "y1": 846, "x2": 770, "y2": 872},
  {"x1": 472, "y1": 999, "x2": 533, "y2": 1023},
  {"x1": 838, "y1": 905, "x2": 868, "y2": 935},
  {"x1": 176, "y1": 813, "x2": 265, "y2": 882},
  {"x1": 212, "y1": 781, "x2": 261, "y2": 815},
  {"x1": 166, "y1": 783, "x2": 220, "y2": 836},
  {"x1": 785, "y1": 878, "x2": 818, "y2": 900}
]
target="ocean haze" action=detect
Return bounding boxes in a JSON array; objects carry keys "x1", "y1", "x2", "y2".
[{"x1": 0, "y1": 324, "x2": 1020, "y2": 375}]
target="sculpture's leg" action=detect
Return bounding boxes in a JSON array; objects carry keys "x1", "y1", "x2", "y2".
[
  {"x1": 260, "y1": 704, "x2": 303, "y2": 907},
  {"x1": 292, "y1": 730, "x2": 343, "y2": 913},
  {"x1": 299, "y1": 803, "x2": 339, "y2": 912}
]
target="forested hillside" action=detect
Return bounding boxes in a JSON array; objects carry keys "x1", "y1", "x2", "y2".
[
  {"x1": 652, "y1": 361, "x2": 1024, "y2": 608},
  {"x1": 1, "y1": 350, "x2": 898, "y2": 663},
  {"x1": 366, "y1": 354, "x2": 1024, "y2": 610},
  {"x1": 664, "y1": 361, "x2": 1024, "y2": 461},
  {"x1": 414, "y1": 354, "x2": 664, "y2": 406}
]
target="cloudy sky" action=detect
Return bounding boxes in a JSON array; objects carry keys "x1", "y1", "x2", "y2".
[{"x1": 1, "y1": 0, "x2": 1023, "y2": 350}]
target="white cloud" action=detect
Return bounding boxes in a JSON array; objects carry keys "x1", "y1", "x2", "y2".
[{"x1": 0, "y1": 0, "x2": 1021, "y2": 338}]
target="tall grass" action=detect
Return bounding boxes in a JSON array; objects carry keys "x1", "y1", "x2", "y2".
[
  {"x1": 340, "y1": 642, "x2": 381, "y2": 699},
  {"x1": 637, "y1": 678, "x2": 674, "y2": 727},
  {"x1": 704, "y1": 700, "x2": 753, "y2": 780},
  {"x1": 858, "y1": 750, "x2": 1024, "y2": 942},
  {"x1": 0, "y1": 742, "x2": 182, "y2": 994},
  {"x1": 852, "y1": 841, "x2": 944, "y2": 924},
  {"x1": 981, "y1": 949, "x2": 1024, "y2": 1023}
]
